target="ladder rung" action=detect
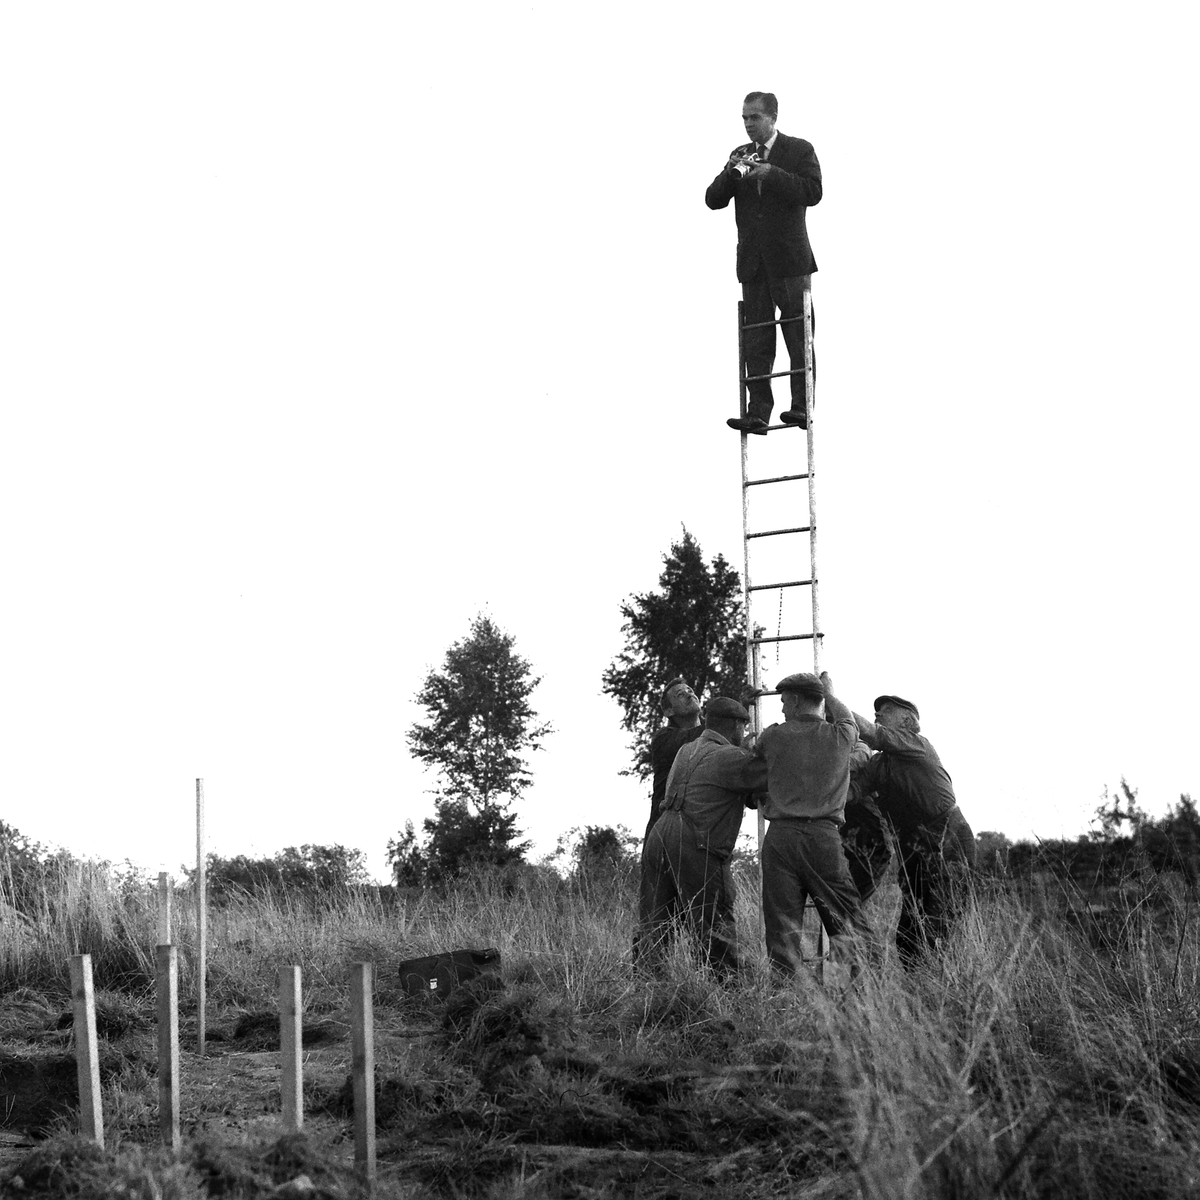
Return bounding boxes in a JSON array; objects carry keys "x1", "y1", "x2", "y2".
[
  {"x1": 748, "y1": 579, "x2": 813, "y2": 592},
  {"x1": 752, "y1": 633, "x2": 817, "y2": 645},
  {"x1": 743, "y1": 367, "x2": 805, "y2": 382},
  {"x1": 747, "y1": 526, "x2": 811, "y2": 539},
  {"x1": 740, "y1": 314, "x2": 805, "y2": 332},
  {"x1": 745, "y1": 472, "x2": 809, "y2": 487}
]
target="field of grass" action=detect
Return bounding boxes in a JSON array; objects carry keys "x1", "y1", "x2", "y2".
[{"x1": 2, "y1": 856, "x2": 1200, "y2": 1198}]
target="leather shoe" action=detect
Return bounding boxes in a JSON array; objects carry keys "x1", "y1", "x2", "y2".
[
  {"x1": 726, "y1": 416, "x2": 769, "y2": 436},
  {"x1": 779, "y1": 407, "x2": 808, "y2": 429}
]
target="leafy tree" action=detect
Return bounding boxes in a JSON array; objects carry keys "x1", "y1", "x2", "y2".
[
  {"x1": 396, "y1": 614, "x2": 549, "y2": 884},
  {"x1": 0, "y1": 819, "x2": 50, "y2": 911},
  {"x1": 388, "y1": 802, "x2": 529, "y2": 886},
  {"x1": 553, "y1": 824, "x2": 639, "y2": 878},
  {"x1": 601, "y1": 528, "x2": 750, "y2": 781},
  {"x1": 1089, "y1": 777, "x2": 1147, "y2": 843}
]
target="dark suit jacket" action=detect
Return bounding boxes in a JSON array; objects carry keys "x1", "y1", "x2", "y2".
[{"x1": 705, "y1": 132, "x2": 822, "y2": 282}]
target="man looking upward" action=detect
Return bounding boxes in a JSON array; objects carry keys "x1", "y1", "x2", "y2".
[
  {"x1": 706, "y1": 92, "x2": 822, "y2": 434},
  {"x1": 644, "y1": 678, "x2": 704, "y2": 846}
]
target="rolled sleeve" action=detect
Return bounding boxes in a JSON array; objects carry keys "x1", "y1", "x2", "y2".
[{"x1": 872, "y1": 726, "x2": 929, "y2": 760}]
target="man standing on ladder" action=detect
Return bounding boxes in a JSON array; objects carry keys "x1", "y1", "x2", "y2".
[{"x1": 705, "y1": 91, "x2": 822, "y2": 434}]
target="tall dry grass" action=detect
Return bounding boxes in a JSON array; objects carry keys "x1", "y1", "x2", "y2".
[{"x1": 3, "y1": 859, "x2": 1199, "y2": 1198}]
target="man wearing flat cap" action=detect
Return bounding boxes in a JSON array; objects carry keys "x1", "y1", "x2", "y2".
[
  {"x1": 751, "y1": 670, "x2": 876, "y2": 977},
  {"x1": 636, "y1": 696, "x2": 766, "y2": 979},
  {"x1": 849, "y1": 694, "x2": 975, "y2": 963}
]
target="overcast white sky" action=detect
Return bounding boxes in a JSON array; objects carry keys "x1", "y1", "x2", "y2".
[{"x1": 2, "y1": 3, "x2": 1197, "y2": 880}]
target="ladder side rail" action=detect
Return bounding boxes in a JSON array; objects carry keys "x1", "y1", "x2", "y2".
[
  {"x1": 802, "y1": 280, "x2": 826, "y2": 971},
  {"x1": 737, "y1": 300, "x2": 767, "y2": 861},
  {"x1": 804, "y1": 284, "x2": 820, "y2": 674}
]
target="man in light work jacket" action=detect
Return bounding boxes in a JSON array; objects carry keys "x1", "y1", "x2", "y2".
[
  {"x1": 706, "y1": 91, "x2": 822, "y2": 434},
  {"x1": 849, "y1": 694, "x2": 976, "y2": 963},
  {"x1": 636, "y1": 697, "x2": 764, "y2": 979},
  {"x1": 754, "y1": 672, "x2": 876, "y2": 977}
]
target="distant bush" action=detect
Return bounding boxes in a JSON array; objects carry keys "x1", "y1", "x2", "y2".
[
  {"x1": 190, "y1": 844, "x2": 370, "y2": 903},
  {"x1": 999, "y1": 785, "x2": 1200, "y2": 888},
  {"x1": 551, "y1": 824, "x2": 640, "y2": 895}
]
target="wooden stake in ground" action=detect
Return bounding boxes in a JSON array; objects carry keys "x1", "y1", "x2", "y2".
[
  {"x1": 280, "y1": 965, "x2": 303, "y2": 1132},
  {"x1": 67, "y1": 954, "x2": 104, "y2": 1147},
  {"x1": 157, "y1": 872, "x2": 172, "y2": 946},
  {"x1": 349, "y1": 962, "x2": 376, "y2": 1188},
  {"x1": 156, "y1": 943, "x2": 181, "y2": 1152},
  {"x1": 196, "y1": 777, "x2": 206, "y2": 1056}
]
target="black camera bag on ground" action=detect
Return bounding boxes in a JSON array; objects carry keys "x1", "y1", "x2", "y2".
[{"x1": 397, "y1": 947, "x2": 501, "y2": 999}]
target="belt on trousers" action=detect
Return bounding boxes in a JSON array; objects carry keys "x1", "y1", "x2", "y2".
[{"x1": 767, "y1": 815, "x2": 841, "y2": 827}]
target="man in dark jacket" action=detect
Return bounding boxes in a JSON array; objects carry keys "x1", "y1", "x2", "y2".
[
  {"x1": 644, "y1": 678, "x2": 704, "y2": 846},
  {"x1": 636, "y1": 697, "x2": 763, "y2": 978},
  {"x1": 850, "y1": 695, "x2": 976, "y2": 963},
  {"x1": 706, "y1": 91, "x2": 822, "y2": 433}
]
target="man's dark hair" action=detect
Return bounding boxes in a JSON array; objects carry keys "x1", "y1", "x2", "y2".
[{"x1": 744, "y1": 91, "x2": 778, "y2": 119}]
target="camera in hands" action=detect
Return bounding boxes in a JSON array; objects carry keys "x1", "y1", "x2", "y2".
[{"x1": 731, "y1": 150, "x2": 761, "y2": 178}]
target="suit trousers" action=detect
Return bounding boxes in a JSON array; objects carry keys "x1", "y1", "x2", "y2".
[
  {"x1": 742, "y1": 271, "x2": 814, "y2": 422},
  {"x1": 635, "y1": 812, "x2": 741, "y2": 978},
  {"x1": 761, "y1": 817, "x2": 873, "y2": 977}
]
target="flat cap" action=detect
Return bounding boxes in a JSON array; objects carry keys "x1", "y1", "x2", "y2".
[
  {"x1": 874, "y1": 694, "x2": 919, "y2": 719},
  {"x1": 706, "y1": 696, "x2": 751, "y2": 721},
  {"x1": 776, "y1": 672, "x2": 825, "y2": 700}
]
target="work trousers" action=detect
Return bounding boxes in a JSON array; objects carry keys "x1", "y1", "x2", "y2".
[
  {"x1": 841, "y1": 796, "x2": 893, "y2": 902},
  {"x1": 895, "y1": 807, "x2": 974, "y2": 965},
  {"x1": 742, "y1": 271, "x2": 813, "y2": 422},
  {"x1": 761, "y1": 817, "x2": 874, "y2": 977},
  {"x1": 635, "y1": 811, "x2": 740, "y2": 978}
]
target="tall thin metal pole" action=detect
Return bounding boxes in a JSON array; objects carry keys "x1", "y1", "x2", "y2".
[{"x1": 196, "y1": 778, "x2": 206, "y2": 1056}]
